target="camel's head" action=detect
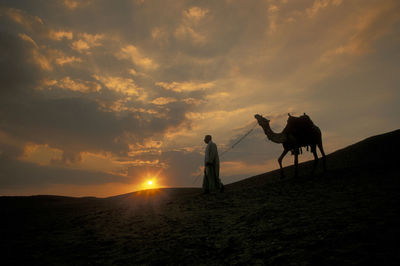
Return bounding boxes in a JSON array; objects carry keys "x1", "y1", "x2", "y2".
[{"x1": 254, "y1": 114, "x2": 270, "y2": 126}]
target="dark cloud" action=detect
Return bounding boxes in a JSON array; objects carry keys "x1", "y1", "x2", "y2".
[
  {"x1": 0, "y1": 27, "x2": 192, "y2": 157},
  {"x1": 0, "y1": 32, "x2": 43, "y2": 96},
  {"x1": 0, "y1": 155, "x2": 125, "y2": 189},
  {"x1": 0, "y1": 12, "x2": 195, "y2": 191}
]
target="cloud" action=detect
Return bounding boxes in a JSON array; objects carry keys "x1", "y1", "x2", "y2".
[
  {"x1": 16, "y1": 33, "x2": 52, "y2": 71},
  {"x1": 116, "y1": 44, "x2": 159, "y2": 70},
  {"x1": 71, "y1": 33, "x2": 104, "y2": 53},
  {"x1": 183, "y1": 6, "x2": 209, "y2": 23},
  {"x1": 0, "y1": 7, "x2": 44, "y2": 32},
  {"x1": 306, "y1": 0, "x2": 343, "y2": 18},
  {"x1": 0, "y1": 32, "x2": 44, "y2": 95},
  {"x1": 71, "y1": 39, "x2": 90, "y2": 51},
  {"x1": 1, "y1": 0, "x2": 400, "y2": 196},
  {"x1": 151, "y1": 97, "x2": 177, "y2": 105},
  {"x1": 62, "y1": 0, "x2": 93, "y2": 10},
  {"x1": 0, "y1": 29, "x2": 191, "y2": 169},
  {"x1": 174, "y1": 6, "x2": 209, "y2": 44},
  {"x1": 93, "y1": 74, "x2": 143, "y2": 97},
  {"x1": 55, "y1": 55, "x2": 82, "y2": 65},
  {"x1": 156, "y1": 81, "x2": 215, "y2": 92},
  {"x1": 49, "y1": 30, "x2": 73, "y2": 40},
  {"x1": 56, "y1": 76, "x2": 101, "y2": 93},
  {"x1": 18, "y1": 33, "x2": 38, "y2": 48},
  {"x1": 0, "y1": 155, "x2": 125, "y2": 189}
]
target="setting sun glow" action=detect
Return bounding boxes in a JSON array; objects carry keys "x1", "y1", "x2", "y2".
[
  {"x1": 140, "y1": 176, "x2": 159, "y2": 190},
  {"x1": 137, "y1": 171, "x2": 164, "y2": 191}
]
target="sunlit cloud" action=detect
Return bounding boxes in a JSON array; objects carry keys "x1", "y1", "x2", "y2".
[
  {"x1": 55, "y1": 55, "x2": 82, "y2": 65},
  {"x1": 63, "y1": 0, "x2": 79, "y2": 10},
  {"x1": 20, "y1": 143, "x2": 63, "y2": 166},
  {"x1": 182, "y1": 97, "x2": 204, "y2": 105},
  {"x1": 319, "y1": 1, "x2": 400, "y2": 64},
  {"x1": 184, "y1": 6, "x2": 209, "y2": 23},
  {"x1": 93, "y1": 74, "x2": 143, "y2": 97},
  {"x1": 117, "y1": 44, "x2": 159, "y2": 70},
  {"x1": 71, "y1": 33, "x2": 104, "y2": 53},
  {"x1": 306, "y1": 0, "x2": 343, "y2": 18},
  {"x1": 128, "y1": 140, "x2": 163, "y2": 157},
  {"x1": 151, "y1": 97, "x2": 177, "y2": 105},
  {"x1": 63, "y1": 0, "x2": 93, "y2": 10},
  {"x1": 18, "y1": 33, "x2": 38, "y2": 48},
  {"x1": 1, "y1": 7, "x2": 43, "y2": 31},
  {"x1": 17, "y1": 33, "x2": 52, "y2": 71},
  {"x1": 71, "y1": 39, "x2": 90, "y2": 52},
  {"x1": 151, "y1": 27, "x2": 170, "y2": 46},
  {"x1": 156, "y1": 81, "x2": 215, "y2": 92},
  {"x1": 57, "y1": 76, "x2": 101, "y2": 93},
  {"x1": 174, "y1": 6, "x2": 209, "y2": 44},
  {"x1": 49, "y1": 30, "x2": 73, "y2": 40}
]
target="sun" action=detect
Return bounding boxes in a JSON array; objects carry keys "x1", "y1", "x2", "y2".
[
  {"x1": 141, "y1": 178, "x2": 157, "y2": 190},
  {"x1": 139, "y1": 171, "x2": 163, "y2": 190}
]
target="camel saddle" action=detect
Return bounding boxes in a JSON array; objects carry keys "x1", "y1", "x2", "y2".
[{"x1": 283, "y1": 113, "x2": 317, "y2": 152}]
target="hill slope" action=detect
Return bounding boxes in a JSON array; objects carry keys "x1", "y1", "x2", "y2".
[{"x1": 1, "y1": 130, "x2": 400, "y2": 265}]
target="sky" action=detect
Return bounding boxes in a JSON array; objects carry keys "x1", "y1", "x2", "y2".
[{"x1": 0, "y1": 0, "x2": 399, "y2": 197}]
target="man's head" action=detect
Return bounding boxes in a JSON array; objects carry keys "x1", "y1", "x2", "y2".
[{"x1": 204, "y1": 135, "x2": 212, "y2": 144}]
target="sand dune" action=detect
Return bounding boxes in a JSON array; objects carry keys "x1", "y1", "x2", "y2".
[{"x1": 1, "y1": 130, "x2": 400, "y2": 265}]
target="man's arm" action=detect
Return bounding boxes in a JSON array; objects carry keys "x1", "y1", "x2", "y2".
[
  {"x1": 206, "y1": 143, "x2": 217, "y2": 166},
  {"x1": 205, "y1": 144, "x2": 210, "y2": 166}
]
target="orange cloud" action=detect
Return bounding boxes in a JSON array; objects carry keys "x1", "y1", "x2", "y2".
[
  {"x1": 320, "y1": 0, "x2": 400, "y2": 63},
  {"x1": 71, "y1": 33, "x2": 104, "y2": 53},
  {"x1": 1, "y1": 7, "x2": 43, "y2": 31},
  {"x1": 306, "y1": 0, "x2": 343, "y2": 18},
  {"x1": 20, "y1": 143, "x2": 63, "y2": 166},
  {"x1": 174, "y1": 7, "x2": 209, "y2": 44},
  {"x1": 117, "y1": 45, "x2": 159, "y2": 70},
  {"x1": 57, "y1": 76, "x2": 101, "y2": 93},
  {"x1": 156, "y1": 81, "x2": 214, "y2": 92},
  {"x1": 93, "y1": 75, "x2": 143, "y2": 97},
  {"x1": 184, "y1": 6, "x2": 209, "y2": 23},
  {"x1": 17, "y1": 33, "x2": 53, "y2": 71},
  {"x1": 49, "y1": 30, "x2": 73, "y2": 40},
  {"x1": 18, "y1": 33, "x2": 38, "y2": 48},
  {"x1": 63, "y1": 0, "x2": 93, "y2": 10},
  {"x1": 55, "y1": 55, "x2": 82, "y2": 65},
  {"x1": 151, "y1": 27, "x2": 170, "y2": 46},
  {"x1": 151, "y1": 97, "x2": 177, "y2": 105}
]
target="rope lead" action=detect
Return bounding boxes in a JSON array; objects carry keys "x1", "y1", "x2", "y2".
[{"x1": 193, "y1": 121, "x2": 258, "y2": 184}]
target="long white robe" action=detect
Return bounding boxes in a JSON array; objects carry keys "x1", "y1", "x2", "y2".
[{"x1": 203, "y1": 141, "x2": 221, "y2": 192}]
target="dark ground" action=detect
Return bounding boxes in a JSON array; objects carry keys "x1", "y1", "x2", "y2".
[{"x1": 1, "y1": 130, "x2": 400, "y2": 265}]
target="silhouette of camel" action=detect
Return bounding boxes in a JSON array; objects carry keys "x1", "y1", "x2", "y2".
[{"x1": 255, "y1": 113, "x2": 326, "y2": 178}]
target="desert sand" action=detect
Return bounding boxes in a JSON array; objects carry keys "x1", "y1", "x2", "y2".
[{"x1": 1, "y1": 130, "x2": 400, "y2": 265}]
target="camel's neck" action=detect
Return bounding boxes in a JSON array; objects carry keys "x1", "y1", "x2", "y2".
[{"x1": 260, "y1": 123, "x2": 287, "y2": 143}]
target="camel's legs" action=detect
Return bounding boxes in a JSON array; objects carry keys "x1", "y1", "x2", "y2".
[
  {"x1": 278, "y1": 149, "x2": 289, "y2": 179},
  {"x1": 294, "y1": 152, "x2": 299, "y2": 178},
  {"x1": 311, "y1": 145, "x2": 318, "y2": 176},
  {"x1": 317, "y1": 142, "x2": 327, "y2": 172}
]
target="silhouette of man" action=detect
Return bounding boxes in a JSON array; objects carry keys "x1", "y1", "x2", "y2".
[{"x1": 203, "y1": 135, "x2": 224, "y2": 194}]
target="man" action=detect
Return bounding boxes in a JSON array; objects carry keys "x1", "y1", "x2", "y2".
[{"x1": 203, "y1": 135, "x2": 224, "y2": 194}]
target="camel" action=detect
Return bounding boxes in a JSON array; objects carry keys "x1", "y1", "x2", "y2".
[{"x1": 254, "y1": 113, "x2": 326, "y2": 178}]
